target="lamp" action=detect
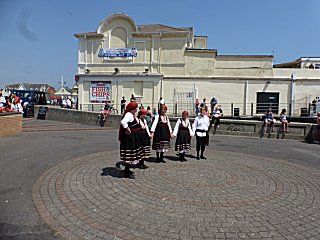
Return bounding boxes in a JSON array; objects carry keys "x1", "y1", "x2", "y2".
[
  {"x1": 114, "y1": 68, "x2": 120, "y2": 73},
  {"x1": 85, "y1": 68, "x2": 90, "y2": 74},
  {"x1": 144, "y1": 68, "x2": 149, "y2": 73}
]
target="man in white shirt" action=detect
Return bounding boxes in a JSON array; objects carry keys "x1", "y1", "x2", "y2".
[{"x1": 192, "y1": 107, "x2": 210, "y2": 159}]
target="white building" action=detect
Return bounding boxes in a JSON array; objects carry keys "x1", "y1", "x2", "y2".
[{"x1": 74, "y1": 13, "x2": 320, "y2": 116}]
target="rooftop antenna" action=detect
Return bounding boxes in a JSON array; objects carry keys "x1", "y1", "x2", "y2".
[{"x1": 58, "y1": 75, "x2": 66, "y2": 88}]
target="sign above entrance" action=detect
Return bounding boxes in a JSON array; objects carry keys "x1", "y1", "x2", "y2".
[
  {"x1": 98, "y1": 48, "x2": 137, "y2": 57},
  {"x1": 90, "y1": 81, "x2": 111, "y2": 103}
]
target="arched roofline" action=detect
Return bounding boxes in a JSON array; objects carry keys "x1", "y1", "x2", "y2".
[{"x1": 97, "y1": 13, "x2": 138, "y2": 34}]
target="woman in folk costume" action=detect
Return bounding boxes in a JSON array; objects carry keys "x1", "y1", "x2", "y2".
[
  {"x1": 172, "y1": 111, "x2": 194, "y2": 162},
  {"x1": 137, "y1": 109, "x2": 151, "y2": 169},
  {"x1": 119, "y1": 101, "x2": 144, "y2": 178},
  {"x1": 150, "y1": 104, "x2": 172, "y2": 163},
  {"x1": 192, "y1": 107, "x2": 210, "y2": 160}
]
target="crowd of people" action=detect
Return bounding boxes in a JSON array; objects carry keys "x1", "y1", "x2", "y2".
[{"x1": 0, "y1": 91, "x2": 23, "y2": 113}]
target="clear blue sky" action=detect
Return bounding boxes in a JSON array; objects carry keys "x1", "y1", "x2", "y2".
[{"x1": 1, "y1": 0, "x2": 319, "y2": 89}]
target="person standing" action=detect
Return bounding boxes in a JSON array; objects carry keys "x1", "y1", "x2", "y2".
[
  {"x1": 119, "y1": 102, "x2": 143, "y2": 178},
  {"x1": 120, "y1": 96, "x2": 126, "y2": 114},
  {"x1": 195, "y1": 98, "x2": 200, "y2": 116},
  {"x1": 172, "y1": 111, "x2": 193, "y2": 162},
  {"x1": 193, "y1": 107, "x2": 210, "y2": 160},
  {"x1": 314, "y1": 112, "x2": 320, "y2": 144},
  {"x1": 137, "y1": 109, "x2": 151, "y2": 169},
  {"x1": 150, "y1": 105, "x2": 172, "y2": 163}
]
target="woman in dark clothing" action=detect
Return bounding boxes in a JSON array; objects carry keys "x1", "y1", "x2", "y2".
[
  {"x1": 119, "y1": 101, "x2": 144, "y2": 178},
  {"x1": 172, "y1": 111, "x2": 194, "y2": 161},
  {"x1": 137, "y1": 109, "x2": 151, "y2": 169},
  {"x1": 150, "y1": 105, "x2": 172, "y2": 163}
]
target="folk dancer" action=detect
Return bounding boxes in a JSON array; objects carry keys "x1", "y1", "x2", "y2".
[
  {"x1": 118, "y1": 102, "x2": 145, "y2": 178},
  {"x1": 192, "y1": 107, "x2": 210, "y2": 160},
  {"x1": 137, "y1": 109, "x2": 151, "y2": 169},
  {"x1": 172, "y1": 111, "x2": 194, "y2": 162},
  {"x1": 150, "y1": 105, "x2": 172, "y2": 163}
]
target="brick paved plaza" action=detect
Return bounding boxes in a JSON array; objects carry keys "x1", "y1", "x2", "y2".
[{"x1": 1, "y1": 119, "x2": 320, "y2": 240}]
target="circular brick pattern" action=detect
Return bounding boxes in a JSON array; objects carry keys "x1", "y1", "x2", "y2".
[{"x1": 33, "y1": 150, "x2": 320, "y2": 239}]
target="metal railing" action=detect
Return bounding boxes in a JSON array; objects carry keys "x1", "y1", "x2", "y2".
[{"x1": 79, "y1": 102, "x2": 319, "y2": 117}]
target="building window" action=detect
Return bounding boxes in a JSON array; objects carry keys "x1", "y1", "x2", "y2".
[{"x1": 256, "y1": 92, "x2": 279, "y2": 114}]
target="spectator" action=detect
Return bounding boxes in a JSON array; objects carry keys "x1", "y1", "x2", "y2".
[
  {"x1": 66, "y1": 98, "x2": 72, "y2": 109},
  {"x1": 200, "y1": 98, "x2": 207, "y2": 108},
  {"x1": 263, "y1": 108, "x2": 275, "y2": 132},
  {"x1": 12, "y1": 97, "x2": 23, "y2": 113},
  {"x1": 120, "y1": 96, "x2": 126, "y2": 114},
  {"x1": 152, "y1": 107, "x2": 158, "y2": 117},
  {"x1": 130, "y1": 94, "x2": 136, "y2": 102},
  {"x1": 0, "y1": 92, "x2": 6, "y2": 107},
  {"x1": 210, "y1": 97, "x2": 218, "y2": 115},
  {"x1": 280, "y1": 108, "x2": 289, "y2": 133},
  {"x1": 195, "y1": 98, "x2": 200, "y2": 116},
  {"x1": 158, "y1": 97, "x2": 165, "y2": 110}
]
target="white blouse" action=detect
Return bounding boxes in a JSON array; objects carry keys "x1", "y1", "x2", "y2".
[
  {"x1": 121, "y1": 112, "x2": 138, "y2": 129},
  {"x1": 150, "y1": 115, "x2": 172, "y2": 133},
  {"x1": 172, "y1": 119, "x2": 194, "y2": 137}
]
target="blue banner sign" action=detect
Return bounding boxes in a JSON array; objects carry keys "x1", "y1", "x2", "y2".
[{"x1": 98, "y1": 48, "x2": 137, "y2": 57}]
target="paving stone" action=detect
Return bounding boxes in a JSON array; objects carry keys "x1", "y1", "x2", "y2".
[{"x1": 32, "y1": 149, "x2": 320, "y2": 239}]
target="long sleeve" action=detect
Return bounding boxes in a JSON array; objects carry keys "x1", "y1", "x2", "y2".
[
  {"x1": 188, "y1": 120, "x2": 194, "y2": 136},
  {"x1": 144, "y1": 119, "x2": 151, "y2": 137},
  {"x1": 167, "y1": 116, "x2": 172, "y2": 134},
  {"x1": 150, "y1": 115, "x2": 159, "y2": 132},
  {"x1": 172, "y1": 119, "x2": 181, "y2": 136},
  {"x1": 192, "y1": 117, "x2": 198, "y2": 133},
  {"x1": 120, "y1": 112, "x2": 134, "y2": 129}
]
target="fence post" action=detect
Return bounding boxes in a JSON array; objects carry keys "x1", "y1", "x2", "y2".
[
  {"x1": 288, "y1": 103, "x2": 292, "y2": 116},
  {"x1": 231, "y1": 103, "x2": 234, "y2": 117},
  {"x1": 251, "y1": 103, "x2": 254, "y2": 116},
  {"x1": 91, "y1": 104, "x2": 94, "y2": 111},
  {"x1": 174, "y1": 103, "x2": 178, "y2": 117}
]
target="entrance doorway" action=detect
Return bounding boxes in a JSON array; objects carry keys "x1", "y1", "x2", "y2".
[{"x1": 256, "y1": 92, "x2": 279, "y2": 114}]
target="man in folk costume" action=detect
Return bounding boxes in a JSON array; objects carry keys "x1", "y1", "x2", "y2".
[
  {"x1": 137, "y1": 109, "x2": 151, "y2": 169},
  {"x1": 150, "y1": 105, "x2": 172, "y2": 163},
  {"x1": 119, "y1": 102, "x2": 145, "y2": 178},
  {"x1": 172, "y1": 111, "x2": 194, "y2": 162},
  {"x1": 192, "y1": 107, "x2": 210, "y2": 160}
]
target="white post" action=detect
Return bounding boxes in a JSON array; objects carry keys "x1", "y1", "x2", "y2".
[{"x1": 291, "y1": 73, "x2": 296, "y2": 116}]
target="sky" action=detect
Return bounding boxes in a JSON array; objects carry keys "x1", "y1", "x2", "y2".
[{"x1": 1, "y1": 0, "x2": 320, "y2": 89}]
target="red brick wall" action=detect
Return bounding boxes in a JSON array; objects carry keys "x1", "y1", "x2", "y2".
[{"x1": 0, "y1": 113, "x2": 22, "y2": 137}]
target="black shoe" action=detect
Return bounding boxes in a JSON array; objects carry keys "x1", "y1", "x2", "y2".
[
  {"x1": 160, "y1": 159, "x2": 166, "y2": 163},
  {"x1": 200, "y1": 155, "x2": 207, "y2": 159},
  {"x1": 196, "y1": 156, "x2": 200, "y2": 160},
  {"x1": 139, "y1": 164, "x2": 149, "y2": 169}
]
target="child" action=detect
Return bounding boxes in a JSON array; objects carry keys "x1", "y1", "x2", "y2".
[
  {"x1": 137, "y1": 109, "x2": 151, "y2": 169},
  {"x1": 150, "y1": 105, "x2": 172, "y2": 163},
  {"x1": 119, "y1": 102, "x2": 143, "y2": 178},
  {"x1": 280, "y1": 108, "x2": 288, "y2": 133},
  {"x1": 192, "y1": 107, "x2": 210, "y2": 159},
  {"x1": 172, "y1": 111, "x2": 193, "y2": 161},
  {"x1": 263, "y1": 108, "x2": 275, "y2": 132}
]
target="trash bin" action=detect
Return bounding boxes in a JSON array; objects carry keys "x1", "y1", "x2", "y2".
[
  {"x1": 233, "y1": 108, "x2": 240, "y2": 117},
  {"x1": 300, "y1": 108, "x2": 308, "y2": 117}
]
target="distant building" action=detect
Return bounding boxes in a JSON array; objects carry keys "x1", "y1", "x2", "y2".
[
  {"x1": 4, "y1": 83, "x2": 56, "y2": 94},
  {"x1": 74, "y1": 13, "x2": 320, "y2": 116}
]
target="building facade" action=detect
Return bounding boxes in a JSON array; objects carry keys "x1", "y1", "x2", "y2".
[{"x1": 75, "y1": 13, "x2": 320, "y2": 116}]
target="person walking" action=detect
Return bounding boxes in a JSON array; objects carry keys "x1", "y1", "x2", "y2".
[
  {"x1": 193, "y1": 107, "x2": 210, "y2": 160},
  {"x1": 118, "y1": 101, "x2": 144, "y2": 178},
  {"x1": 150, "y1": 105, "x2": 172, "y2": 163},
  {"x1": 172, "y1": 111, "x2": 193, "y2": 162}
]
